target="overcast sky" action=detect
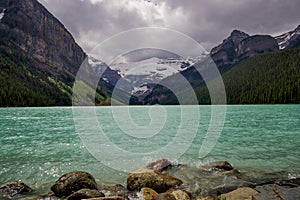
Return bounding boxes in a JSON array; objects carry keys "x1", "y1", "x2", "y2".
[{"x1": 38, "y1": 0, "x2": 300, "y2": 54}]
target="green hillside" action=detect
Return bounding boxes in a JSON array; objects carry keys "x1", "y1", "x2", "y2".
[
  {"x1": 0, "y1": 38, "x2": 105, "y2": 107},
  {"x1": 164, "y1": 47, "x2": 300, "y2": 104}
]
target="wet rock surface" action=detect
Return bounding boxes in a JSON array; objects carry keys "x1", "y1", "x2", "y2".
[
  {"x1": 170, "y1": 190, "x2": 191, "y2": 200},
  {"x1": 154, "y1": 193, "x2": 177, "y2": 200},
  {"x1": 147, "y1": 159, "x2": 173, "y2": 172},
  {"x1": 51, "y1": 171, "x2": 98, "y2": 197},
  {"x1": 3, "y1": 162, "x2": 300, "y2": 200},
  {"x1": 85, "y1": 197, "x2": 125, "y2": 200},
  {"x1": 141, "y1": 187, "x2": 159, "y2": 200},
  {"x1": 201, "y1": 161, "x2": 235, "y2": 173},
  {"x1": 219, "y1": 187, "x2": 258, "y2": 200},
  {"x1": 66, "y1": 189, "x2": 104, "y2": 200},
  {"x1": 0, "y1": 181, "x2": 33, "y2": 197},
  {"x1": 127, "y1": 168, "x2": 183, "y2": 193}
]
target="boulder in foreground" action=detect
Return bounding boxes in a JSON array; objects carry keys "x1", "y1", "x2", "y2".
[
  {"x1": 0, "y1": 181, "x2": 33, "y2": 197},
  {"x1": 127, "y1": 169, "x2": 183, "y2": 193},
  {"x1": 51, "y1": 171, "x2": 98, "y2": 197}
]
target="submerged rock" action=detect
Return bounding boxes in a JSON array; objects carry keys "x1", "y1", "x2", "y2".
[
  {"x1": 66, "y1": 189, "x2": 104, "y2": 200},
  {"x1": 219, "y1": 187, "x2": 258, "y2": 200},
  {"x1": 206, "y1": 186, "x2": 239, "y2": 198},
  {"x1": 0, "y1": 181, "x2": 33, "y2": 197},
  {"x1": 202, "y1": 161, "x2": 234, "y2": 172},
  {"x1": 147, "y1": 159, "x2": 172, "y2": 172},
  {"x1": 127, "y1": 169, "x2": 183, "y2": 193},
  {"x1": 51, "y1": 171, "x2": 98, "y2": 197}
]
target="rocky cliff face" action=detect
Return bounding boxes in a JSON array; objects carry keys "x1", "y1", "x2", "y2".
[
  {"x1": 237, "y1": 35, "x2": 279, "y2": 60},
  {"x1": 210, "y1": 30, "x2": 249, "y2": 71},
  {"x1": 0, "y1": 0, "x2": 86, "y2": 82},
  {"x1": 210, "y1": 30, "x2": 279, "y2": 71}
]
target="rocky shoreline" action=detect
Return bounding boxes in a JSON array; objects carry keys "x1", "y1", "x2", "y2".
[{"x1": 1, "y1": 159, "x2": 299, "y2": 200}]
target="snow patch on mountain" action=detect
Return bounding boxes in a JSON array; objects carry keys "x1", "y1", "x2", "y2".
[
  {"x1": 87, "y1": 54, "x2": 208, "y2": 95},
  {"x1": 110, "y1": 55, "x2": 207, "y2": 95},
  {"x1": 275, "y1": 26, "x2": 300, "y2": 50},
  {"x1": 0, "y1": 9, "x2": 6, "y2": 21}
]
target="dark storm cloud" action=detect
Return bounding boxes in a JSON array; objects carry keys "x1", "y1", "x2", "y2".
[{"x1": 39, "y1": 0, "x2": 300, "y2": 53}]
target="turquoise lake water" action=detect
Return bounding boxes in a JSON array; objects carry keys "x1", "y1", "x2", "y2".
[{"x1": 0, "y1": 105, "x2": 300, "y2": 192}]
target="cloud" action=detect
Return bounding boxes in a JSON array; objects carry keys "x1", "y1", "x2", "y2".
[{"x1": 39, "y1": 0, "x2": 300, "y2": 53}]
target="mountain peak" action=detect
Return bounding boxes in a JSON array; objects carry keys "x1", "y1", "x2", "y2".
[{"x1": 230, "y1": 29, "x2": 249, "y2": 38}]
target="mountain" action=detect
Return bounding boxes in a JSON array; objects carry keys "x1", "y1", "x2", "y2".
[
  {"x1": 210, "y1": 30, "x2": 279, "y2": 72},
  {"x1": 0, "y1": 0, "x2": 86, "y2": 80},
  {"x1": 191, "y1": 46, "x2": 300, "y2": 104},
  {"x1": 210, "y1": 30, "x2": 249, "y2": 71},
  {"x1": 89, "y1": 54, "x2": 206, "y2": 102},
  {"x1": 275, "y1": 25, "x2": 300, "y2": 50},
  {"x1": 0, "y1": 0, "x2": 107, "y2": 106},
  {"x1": 142, "y1": 25, "x2": 300, "y2": 105}
]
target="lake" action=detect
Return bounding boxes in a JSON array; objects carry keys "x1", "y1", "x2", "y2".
[{"x1": 0, "y1": 105, "x2": 299, "y2": 194}]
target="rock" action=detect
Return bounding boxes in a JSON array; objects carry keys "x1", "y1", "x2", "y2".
[
  {"x1": 219, "y1": 187, "x2": 258, "y2": 200},
  {"x1": 196, "y1": 197, "x2": 214, "y2": 200},
  {"x1": 254, "y1": 184, "x2": 280, "y2": 200},
  {"x1": 254, "y1": 184, "x2": 300, "y2": 200},
  {"x1": 83, "y1": 196, "x2": 124, "y2": 200},
  {"x1": 201, "y1": 161, "x2": 240, "y2": 176},
  {"x1": 0, "y1": 181, "x2": 33, "y2": 197},
  {"x1": 275, "y1": 178, "x2": 300, "y2": 187},
  {"x1": 141, "y1": 187, "x2": 158, "y2": 200},
  {"x1": 147, "y1": 159, "x2": 172, "y2": 171},
  {"x1": 66, "y1": 189, "x2": 104, "y2": 200},
  {"x1": 210, "y1": 30, "x2": 250, "y2": 70},
  {"x1": 218, "y1": 169, "x2": 241, "y2": 177},
  {"x1": 0, "y1": 0, "x2": 87, "y2": 77},
  {"x1": 273, "y1": 185, "x2": 300, "y2": 200},
  {"x1": 171, "y1": 190, "x2": 190, "y2": 200},
  {"x1": 51, "y1": 171, "x2": 98, "y2": 197},
  {"x1": 207, "y1": 186, "x2": 240, "y2": 198},
  {"x1": 98, "y1": 184, "x2": 125, "y2": 192},
  {"x1": 98, "y1": 184, "x2": 126, "y2": 196},
  {"x1": 127, "y1": 169, "x2": 183, "y2": 193},
  {"x1": 237, "y1": 35, "x2": 279, "y2": 60},
  {"x1": 153, "y1": 193, "x2": 176, "y2": 200}
]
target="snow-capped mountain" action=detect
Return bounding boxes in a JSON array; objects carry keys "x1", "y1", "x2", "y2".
[
  {"x1": 109, "y1": 55, "x2": 207, "y2": 95},
  {"x1": 88, "y1": 55, "x2": 208, "y2": 96},
  {"x1": 275, "y1": 25, "x2": 300, "y2": 50}
]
